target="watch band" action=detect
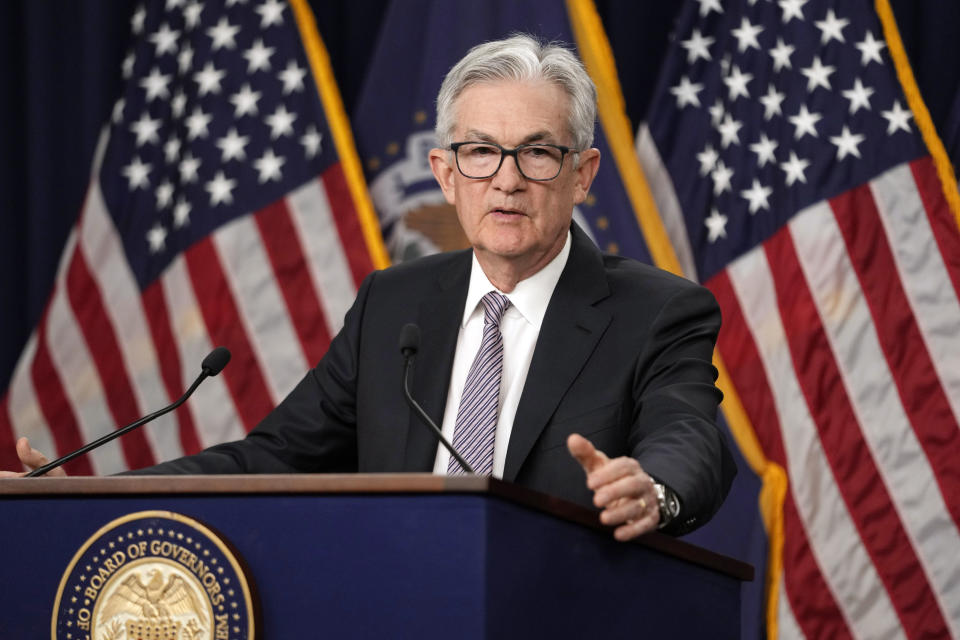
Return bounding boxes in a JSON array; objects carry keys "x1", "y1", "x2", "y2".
[{"x1": 654, "y1": 482, "x2": 681, "y2": 528}]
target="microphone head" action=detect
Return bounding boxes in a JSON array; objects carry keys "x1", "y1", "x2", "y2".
[
  {"x1": 202, "y1": 346, "x2": 232, "y2": 376},
  {"x1": 398, "y1": 324, "x2": 420, "y2": 358}
]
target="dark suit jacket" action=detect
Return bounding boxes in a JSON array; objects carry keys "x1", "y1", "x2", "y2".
[{"x1": 136, "y1": 224, "x2": 735, "y2": 535}]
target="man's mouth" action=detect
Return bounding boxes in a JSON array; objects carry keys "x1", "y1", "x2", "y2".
[{"x1": 491, "y1": 207, "x2": 524, "y2": 216}]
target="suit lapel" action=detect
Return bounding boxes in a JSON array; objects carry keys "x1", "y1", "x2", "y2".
[
  {"x1": 503, "y1": 225, "x2": 612, "y2": 481},
  {"x1": 403, "y1": 252, "x2": 471, "y2": 471}
]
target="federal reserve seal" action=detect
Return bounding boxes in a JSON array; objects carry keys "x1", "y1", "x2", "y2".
[{"x1": 52, "y1": 511, "x2": 255, "y2": 640}]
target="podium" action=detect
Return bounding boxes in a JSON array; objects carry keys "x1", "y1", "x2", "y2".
[{"x1": 1, "y1": 475, "x2": 752, "y2": 638}]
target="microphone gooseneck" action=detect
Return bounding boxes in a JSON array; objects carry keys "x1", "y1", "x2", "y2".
[
  {"x1": 398, "y1": 324, "x2": 475, "y2": 474},
  {"x1": 25, "y1": 347, "x2": 232, "y2": 477}
]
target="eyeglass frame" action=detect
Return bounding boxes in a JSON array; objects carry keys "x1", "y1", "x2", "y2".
[{"x1": 448, "y1": 141, "x2": 579, "y2": 182}]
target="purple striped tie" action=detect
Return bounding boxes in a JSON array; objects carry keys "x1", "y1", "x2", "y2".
[{"x1": 448, "y1": 291, "x2": 511, "y2": 476}]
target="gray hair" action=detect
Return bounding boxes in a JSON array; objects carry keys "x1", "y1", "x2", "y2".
[{"x1": 434, "y1": 34, "x2": 597, "y2": 152}]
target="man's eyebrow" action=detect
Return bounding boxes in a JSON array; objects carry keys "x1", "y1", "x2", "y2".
[{"x1": 463, "y1": 130, "x2": 558, "y2": 145}]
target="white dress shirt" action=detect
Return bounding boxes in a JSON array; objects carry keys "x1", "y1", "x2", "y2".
[{"x1": 433, "y1": 231, "x2": 572, "y2": 477}]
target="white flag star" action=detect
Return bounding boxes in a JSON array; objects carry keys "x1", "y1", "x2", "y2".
[
  {"x1": 207, "y1": 17, "x2": 240, "y2": 50},
  {"x1": 788, "y1": 104, "x2": 822, "y2": 139},
  {"x1": 800, "y1": 56, "x2": 835, "y2": 91},
  {"x1": 278, "y1": 61, "x2": 307, "y2": 94},
  {"x1": 881, "y1": 100, "x2": 912, "y2": 134},
  {"x1": 194, "y1": 62, "x2": 226, "y2": 96},
  {"x1": 778, "y1": 0, "x2": 807, "y2": 23},
  {"x1": 769, "y1": 38, "x2": 795, "y2": 72},
  {"x1": 185, "y1": 107, "x2": 212, "y2": 140},
  {"x1": 724, "y1": 65, "x2": 753, "y2": 101},
  {"x1": 759, "y1": 85, "x2": 786, "y2": 120},
  {"x1": 855, "y1": 31, "x2": 886, "y2": 66},
  {"x1": 717, "y1": 114, "x2": 743, "y2": 148},
  {"x1": 256, "y1": 0, "x2": 286, "y2": 27},
  {"x1": 130, "y1": 112, "x2": 162, "y2": 146},
  {"x1": 670, "y1": 76, "x2": 703, "y2": 108},
  {"x1": 140, "y1": 67, "x2": 172, "y2": 102},
  {"x1": 741, "y1": 179, "x2": 773, "y2": 214},
  {"x1": 122, "y1": 156, "x2": 152, "y2": 190},
  {"x1": 164, "y1": 137, "x2": 181, "y2": 163},
  {"x1": 146, "y1": 223, "x2": 167, "y2": 254},
  {"x1": 230, "y1": 84, "x2": 262, "y2": 117},
  {"x1": 265, "y1": 105, "x2": 297, "y2": 139},
  {"x1": 708, "y1": 99, "x2": 725, "y2": 126},
  {"x1": 206, "y1": 171, "x2": 237, "y2": 205},
  {"x1": 254, "y1": 149, "x2": 286, "y2": 183},
  {"x1": 244, "y1": 39, "x2": 275, "y2": 73},
  {"x1": 122, "y1": 52, "x2": 136, "y2": 80},
  {"x1": 696, "y1": 144, "x2": 718, "y2": 176},
  {"x1": 696, "y1": 0, "x2": 723, "y2": 17},
  {"x1": 155, "y1": 180, "x2": 175, "y2": 209},
  {"x1": 177, "y1": 44, "x2": 194, "y2": 74},
  {"x1": 179, "y1": 152, "x2": 201, "y2": 183},
  {"x1": 149, "y1": 23, "x2": 180, "y2": 56},
  {"x1": 183, "y1": 1, "x2": 204, "y2": 29},
  {"x1": 705, "y1": 209, "x2": 728, "y2": 243},
  {"x1": 815, "y1": 9, "x2": 849, "y2": 45},
  {"x1": 842, "y1": 79, "x2": 875, "y2": 114},
  {"x1": 681, "y1": 29, "x2": 714, "y2": 64},
  {"x1": 216, "y1": 128, "x2": 250, "y2": 162},
  {"x1": 711, "y1": 160, "x2": 734, "y2": 196},
  {"x1": 171, "y1": 90, "x2": 187, "y2": 118},
  {"x1": 731, "y1": 18, "x2": 763, "y2": 53},
  {"x1": 173, "y1": 197, "x2": 191, "y2": 229},
  {"x1": 131, "y1": 6, "x2": 146, "y2": 34},
  {"x1": 780, "y1": 151, "x2": 811, "y2": 186},
  {"x1": 830, "y1": 126, "x2": 865, "y2": 160},
  {"x1": 300, "y1": 125, "x2": 323, "y2": 159},
  {"x1": 749, "y1": 134, "x2": 778, "y2": 167}
]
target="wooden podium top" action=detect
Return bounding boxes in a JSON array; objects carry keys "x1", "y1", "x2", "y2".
[{"x1": 0, "y1": 473, "x2": 753, "y2": 581}]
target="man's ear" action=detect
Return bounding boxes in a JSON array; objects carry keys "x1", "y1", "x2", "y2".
[
  {"x1": 429, "y1": 148, "x2": 457, "y2": 206},
  {"x1": 572, "y1": 148, "x2": 601, "y2": 205}
]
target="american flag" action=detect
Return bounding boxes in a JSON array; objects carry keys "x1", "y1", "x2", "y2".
[
  {"x1": 0, "y1": 0, "x2": 387, "y2": 475},
  {"x1": 637, "y1": 0, "x2": 960, "y2": 637}
]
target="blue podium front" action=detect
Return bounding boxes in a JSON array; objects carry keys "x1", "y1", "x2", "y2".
[{"x1": 0, "y1": 475, "x2": 751, "y2": 638}]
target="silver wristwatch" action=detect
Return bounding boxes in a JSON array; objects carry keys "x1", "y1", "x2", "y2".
[{"x1": 654, "y1": 482, "x2": 681, "y2": 528}]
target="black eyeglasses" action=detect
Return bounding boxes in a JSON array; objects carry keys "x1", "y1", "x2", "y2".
[{"x1": 449, "y1": 141, "x2": 576, "y2": 181}]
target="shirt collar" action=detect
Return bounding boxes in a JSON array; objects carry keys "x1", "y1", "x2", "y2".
[{"x1": 462, "y1": 230, "x2": 571, "y2": 329}]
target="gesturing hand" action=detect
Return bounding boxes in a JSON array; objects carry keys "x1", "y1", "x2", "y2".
[
  {"x1": 0, "y1": 437, "x2": 66, "y2": 478},
  {"x1": 567, "y1": 433, "x2": 658, "y2": 541}
]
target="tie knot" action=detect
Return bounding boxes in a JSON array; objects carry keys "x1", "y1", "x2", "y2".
[{"x1": 480, "y1": 291, "x2": 510, "y2": 327}]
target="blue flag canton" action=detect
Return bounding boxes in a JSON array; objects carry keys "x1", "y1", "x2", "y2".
[
  {"x1": 646, "y1": 0, "x2": 926, "y2": 281},
  {"x1": 99, "y1": 0, "x2": 338, "y2": 290}
]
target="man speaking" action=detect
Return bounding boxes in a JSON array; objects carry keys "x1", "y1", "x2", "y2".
[{"x1": 6, "y1": 35, "x2": 735, "y2": 540}]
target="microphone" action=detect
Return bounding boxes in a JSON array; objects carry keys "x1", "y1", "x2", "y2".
[
  {"x1": 26, "y1": 347, "x2": 232, "y2": 477},
  {"x1": 399, "y1": 324, "x2": 475, "y2": 474}
]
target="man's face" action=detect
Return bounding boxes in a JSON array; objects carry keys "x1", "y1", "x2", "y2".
[{"x1": 429, "y1": 80, "x2": 599, "y2": 280}]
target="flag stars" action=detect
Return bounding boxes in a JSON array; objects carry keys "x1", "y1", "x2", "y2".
[
  {"x1": 207, "y1": 17, "x2": 240, "y2": 50},
  {"x1": 800, "y1": 56, "x2": 835, "y2": 91},
  {"x1": 216, "y1": 128, "x2": 250, "y2": 162},
  {"x1": 122, "y1": 157, "x2": 151, "y2": 190},
  {"x1": 130, "y1": 113, "x2": 162, "y2": 146},
  {"x1": 855, "y1": 31, "x2": 886, "y2": 66},
  {"x1": 230, "y1": 84, "x2": 262, "y2": 117},
  {"x1": 183, "y1": 1, "x2": 203, "y2": 29},
  {"x1": 769, "y1": 38, "x2": 795, "y2": 72},
  {"x1": 708, "y1": 99, "x2": 725, "y2": 126},
  {"x1": 140, "y1": 67, "x2": 172, "y2": 102},
  {"x1": 696, "y1": 143, "x2": 718, "y2": 176},
  {"x1": 155, "y1": 180, "x2": 174, "y2": 209},
  {"x1": 266, "y1": 105, "x2": 297, "y2": 139},
  {"x1": 717, "y1": 113, "x2": 743, "y2": 148},
  {"x1": 788, "y1": 104, "x2": 822, "y2": 139},
  {"x1": 723, "y1": 65, "x2": 753, "y2": 101},
  {"x1": 179, "y1": 151, "x2": 201, "y2": 183},
  {"x1": 830, "y1": 126, "x2": 865, "y2": 160},
  {"x1": 254, "y1": 149, "x2": 286, "y2": 183},
  {"x1": 815, "y1": 9, "x2": 849, "y2": 45},
  {"x1": 146, "y1": 223, "x2": 168, "y2": 254},
  {"x1": 194, "y1": 62, "x2": 226, "y2": 96},
  {"x1": 244, "y1": 39, "x2": 275, "y2": 73},
  {"x1": 705, "y1": 209, "x2": 728, "y2": 243},
  {"x1": 881, "y1": 100, "x2": 912, "y2": 134},
  {"x1": 670, "y1": 76, "x2": 703, "y2": 108},
  {"x1": 842, "y1": 79, "x2": 874, "y2": 114},
  {"x1": 711, "y1": 160, "x2": 734, "y2": 196},
  {"x1": 256, "y1": 0, "x2": 286, "y2": 27},
  {"x1": 131, "y1": 6, "x2": 146, "y2": 34},
  {"x1": 171, "y1": 91, "x2": 187, "y2": 118},
  {"x1": 173, "y1": 198, "x2": 191, "y2": 228},
  {"x1": 300, "y1": 125, "x2": 322, "y2": 158},
  {"x1": 741, "y1": 179, "x2": 773, "y2": 214},
  {"x1": 681, "y1": 28, "x2": 714, "y2": 63},
  {"x1": 278, "y1": 61, "x2": 307, "y2": 94},
  {"x1": 178, "y1": 44, "x2": 194, "y2": 75},
  {"x1": 696, "y1": 0, "x2": 723, "y2": 18},
  {"x1": 185, "y1": 107, "x2": 212, "y2": 140},
  {"x1": 122, "y1": 52, "x2": 136, "y2": 80},
  {"x1": 781, "y1": 151, "x2": 811, "y2": 186},
  {"x1": 749, "y1": 134, "x2": 778, "y2": 167},
  {"x1": 759, "y1": 85, "x2": 785, "y2": 120},
  {"x1": 112, "y1": 99, "x2": 125, "y2": 124},
  {"x1": 731, "y1": 18, "x2": 763, "y2": 53},
  {"x1": 149, "y1": 23, "x2": 180, "y2": 56},
  {"x1": 778, "y1": 0, "x2": 807, "y2": 23},
  {"x1": 206, "y1": 171, "x2": 237, "y2": 205}
]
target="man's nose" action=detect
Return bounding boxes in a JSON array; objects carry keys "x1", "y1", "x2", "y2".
[{"x1": 491, "y1": 153, "x2": 525, "y2": 191}]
